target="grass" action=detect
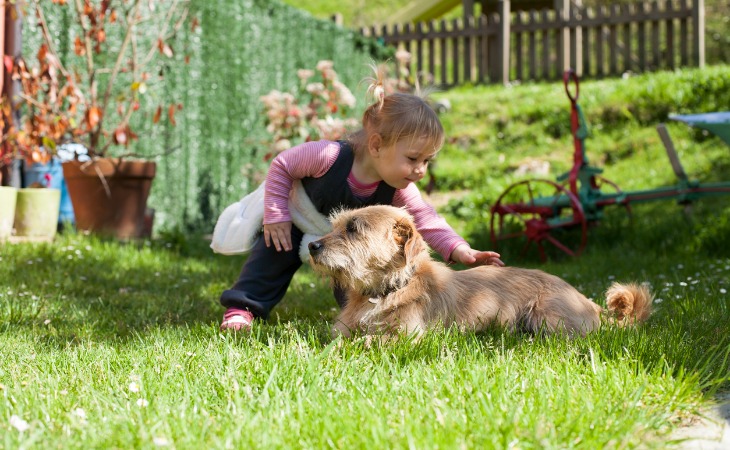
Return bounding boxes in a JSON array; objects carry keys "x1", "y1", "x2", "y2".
[{"x1": 2, "y1": 67, "x2": 730, "y2": 448}]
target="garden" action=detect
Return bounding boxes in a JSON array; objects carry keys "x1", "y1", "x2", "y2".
[{"x1": 1, "y1": 0, "x2": 729, "y2": 448}]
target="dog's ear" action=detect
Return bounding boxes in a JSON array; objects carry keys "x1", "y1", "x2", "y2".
[{"x1": 393, "y1": 217, "x2": 425, "y2": 263}]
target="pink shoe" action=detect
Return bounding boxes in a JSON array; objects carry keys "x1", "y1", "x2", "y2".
[{"x1": 220, "y1": 308, "x2": 254, "y2": 331}]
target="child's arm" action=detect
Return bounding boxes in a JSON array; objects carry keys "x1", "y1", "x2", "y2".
[
  {"x1": 263, "y1": 140, "x2": 340, "y2": 251},
  {"x1": 394, "y1": 184, "x2": 504, "y2": 267}
]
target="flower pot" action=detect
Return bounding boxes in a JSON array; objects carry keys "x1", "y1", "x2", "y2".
[
  {"x1": 62, "y1": 158, "x2": 156, "y2": 239},
  {"x1": 23, "y1": 158, "x2": 75, "y2": 225},
  {"x1": 13, "y1": 188, "x2": 62, "y2": 242},
  {"x1": 0, "y1": 186, "x2": 18, "y2": 241}
]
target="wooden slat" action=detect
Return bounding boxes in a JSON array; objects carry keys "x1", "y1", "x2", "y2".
[
  {"x1": 464, "y1": 16, "x2": 472, "y2": 83},
  {"x1": 666, "y1": 0, "x2": 675, "y2": 69},
  {"x1": 440, "y1": 19, "x2": 448, "y2": 85},
  {"x1": 596, "y1": 7, "x2": 605, "y2": 77},
  {"x1": 416, "y1": 22, "x2": 424, "y2": 80},
  {"x1": 651, "y1": 1, "x2": 661, "y2": 69},
  {"x1": 582, "y1": 7, "x2": 592, "y2": 76},
  {"x1": 515, "y1": 12, "x2": 524, "y2": 81},
  {"x1": 477, "y1": 15, "x2": 489, "y2": 83},
  {"x1": 541, "y1": 9, "x2": 550, "y2": 79},
  {"x1": 638, "y1": 2, "x2": 647, "y2": 71},
  {"x1": 680, "y1": 0, "x2": 689, "y2": 65},
  {"x1": 609, "y1": 4, "x2": 619, "y2": 75},
  {"x1": 500, "y1": 1, "x2": 511, "y2": 84},
  {"x1": 529, "y1": 10, "x2": 538, "y2": 80},
  {"x1": 452, "y1": 18, "x2": 460, "y2": 85},
  {"x1": 427, "y1": 20, "x2": 436, "y2": 85},
  {"x1": 692, "y1": 0, "x2": 705, "y2": 67},
  {"x1": 622, "y1": 4, "x2": 632, "y2": 73}
]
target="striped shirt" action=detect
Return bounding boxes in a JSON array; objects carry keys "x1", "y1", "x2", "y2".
[{"x1": 264, "y1": 140, "x2": 468, "y2": 260}]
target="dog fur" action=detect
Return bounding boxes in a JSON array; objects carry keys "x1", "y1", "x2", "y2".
[{"x1": 308, "y1": 205, "x2": 652, "y2": 339}]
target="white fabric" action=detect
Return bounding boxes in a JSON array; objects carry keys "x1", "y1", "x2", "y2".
[{"x1": 210, "y1": 180, "x2": 332, "y2": 264}]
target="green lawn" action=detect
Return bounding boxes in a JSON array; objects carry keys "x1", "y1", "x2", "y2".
[{"x1": 2, "y1": 67, "x2": 730, "y2": 448}]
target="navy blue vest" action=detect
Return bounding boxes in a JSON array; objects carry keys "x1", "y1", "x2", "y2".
[{"x1": 301, "y1": 140, "x2": 396, "y2": 217}]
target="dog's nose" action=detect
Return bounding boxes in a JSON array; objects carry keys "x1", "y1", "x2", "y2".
[{"x1": 308, "y1": 240, "x2": 323, "y2": 255}]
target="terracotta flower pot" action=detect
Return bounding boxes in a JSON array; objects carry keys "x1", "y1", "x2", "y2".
[
  {"x1": 0, "y1": 186, "x2": 18, "y2": 241},
  {"x1": 13, "y1": 187, "x2": 61, "y2": 242},
  {"x1": 62, "y1": 158, "x2": 156, "y2": 239}
]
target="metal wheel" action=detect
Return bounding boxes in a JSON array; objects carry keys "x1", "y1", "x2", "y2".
[
  {"x1": 592, "y1": 175, "x2": 632, "y2": 219},
  {"x1": 490, "y1": 179, "x2": 588, "y2": 261}
]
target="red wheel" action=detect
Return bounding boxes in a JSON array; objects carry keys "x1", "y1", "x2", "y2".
[
  {"x1": 490, "y1": 179, "x2": 587, "y2": 261},
  {"x1": 592, "y1": 175, "x2": 632, "y2": 219}
]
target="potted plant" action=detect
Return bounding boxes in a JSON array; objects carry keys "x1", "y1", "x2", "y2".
[
  {"x1": 1, "y1": 93, "x2": 61, "y2": 242},
  {"x1": 6, "y1": 0, "x2": 190, "y2": 239}
]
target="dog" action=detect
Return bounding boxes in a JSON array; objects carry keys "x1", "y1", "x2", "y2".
[{"x1": 308, "y1": 205, "x2": 652, "y2": 339}]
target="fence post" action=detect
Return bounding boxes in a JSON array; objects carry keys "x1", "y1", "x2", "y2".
[
  {"x1": 499, "y1": 0, "x2": 511, "y2": 85},
  {"x1": 692, "y1": 0, "x2": 705, "y2": 67},
  {"x1": 556, "y1": 0, "x2": 570, "y2": 73}
]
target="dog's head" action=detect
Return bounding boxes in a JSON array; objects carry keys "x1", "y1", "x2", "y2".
[{"x1": 308, "y1": 205, "x2": 427, "y2": 296}]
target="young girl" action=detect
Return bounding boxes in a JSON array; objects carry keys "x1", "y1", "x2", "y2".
[{"x1": 219, "y1": 77, "x2": 504, "y2": 331}]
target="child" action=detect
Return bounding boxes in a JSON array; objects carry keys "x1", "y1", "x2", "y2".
[{"x1": 219, "y1": 74, "x2": 504, "y2": 331}]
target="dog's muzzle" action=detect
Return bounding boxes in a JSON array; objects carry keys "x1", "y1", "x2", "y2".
[{"x1": 308, "y1": 240, "x2": 324, "y2": 257}]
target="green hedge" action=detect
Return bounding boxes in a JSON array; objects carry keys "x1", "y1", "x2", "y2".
[{"x1": 22, "y1": 0, "x2": 390, "y2": 232}]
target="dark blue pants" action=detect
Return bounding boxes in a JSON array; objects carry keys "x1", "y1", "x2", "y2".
[{"x1": 220, "y1": 225, "x2": 345, "y2": 319}]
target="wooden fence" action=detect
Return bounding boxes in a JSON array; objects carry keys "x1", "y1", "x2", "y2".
[{"x1": 360, "y1": 0, "x2": 705, "y2": 86}]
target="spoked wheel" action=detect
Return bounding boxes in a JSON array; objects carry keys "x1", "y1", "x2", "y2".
[
  {"x1": 592, "y1": 175, "x2": 632, "y2": 219},
  {"x1": 490, "y1": 179, "x2": 587, "y2": 261}
]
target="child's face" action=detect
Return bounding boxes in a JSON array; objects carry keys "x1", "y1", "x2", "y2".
[{"x1": 375, "y1": 136, "x2": 438, "y2": 189}]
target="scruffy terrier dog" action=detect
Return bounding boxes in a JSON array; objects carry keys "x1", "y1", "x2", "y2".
[{"x1": 308, "y1": 205, "x2": 652, "y2": 339}]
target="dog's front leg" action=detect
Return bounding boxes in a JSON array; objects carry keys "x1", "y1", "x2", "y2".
[{"x1": 332, "y1": 319, "x2": 353, "y2": 338}]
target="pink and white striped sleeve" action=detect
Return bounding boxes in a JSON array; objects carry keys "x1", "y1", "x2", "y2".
[
  {"x1": 263, "y1": 140, "x2": 340, "y2": 224},
  {"x1": 392, "y1": 184, "x2": 468, "y2": 261}
]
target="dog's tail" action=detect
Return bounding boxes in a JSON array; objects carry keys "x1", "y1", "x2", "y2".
[{"x1": 604, "y1": 282, "x2": 653, "y2": 326}]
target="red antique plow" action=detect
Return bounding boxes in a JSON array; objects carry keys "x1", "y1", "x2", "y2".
[{"x1": 490, "y1": 70, "x2": 730, "y2": 261}]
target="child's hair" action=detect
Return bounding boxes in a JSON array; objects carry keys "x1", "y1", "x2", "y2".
[{"x1": 349, "y1": 64, "x2": 444, "y2": 153}]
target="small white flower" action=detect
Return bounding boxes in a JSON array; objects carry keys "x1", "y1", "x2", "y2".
[
  {"x1": 44, "y1": 319, "x2": 51, "y2": 325},
  {"x1": 680, "y1": 282, "x2": 688, "y2": 287},
  {"x1": 654, "y1": 298, "x2": 664, "y2": 303},
  {"x1": 136, "y1": 398, "x2": 149, "y2": 408},
  {"x1": 309, "y1": 283, "x2": 315, "y2": 288},
  {"x1": 153, "y1": 437, "x2": 170, "y2": 446},
  {"x1": 721, "y1": 288, "x2": 727, "y2": 294},
  {"x1": 129, "y1": 382, "x2": 140, "y2": 393},
  {"x1": 10, "y1": 415, "x2": 29, "y2": 432}
]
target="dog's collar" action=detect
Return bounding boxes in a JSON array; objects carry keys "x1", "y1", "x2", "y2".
[{"x1": 361, "y1": 264, "x2": 416, "y2": 298}]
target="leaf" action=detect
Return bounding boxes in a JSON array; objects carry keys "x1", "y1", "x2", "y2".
[
  {"x1": 42, "y1": 137, "x2": 57, "y2": 151},
  {"x1": 153, "y1": 106, "x2": 162, "y2": 124},
  {"x1": 74, "y1": 37, "x2": 86, "y2": 56},
  {"x1": 37, "y1": 44, "x2": 48, "y2": 62},
  {"x1": 168, "y1": 105, "x2": 177, "y2": 126},
  {"x1": 158, "y1": 39, "x2": 174, "y2": 58},
  {"x1": 87, "y1": 106, "x2": 101, "y2": 129}
]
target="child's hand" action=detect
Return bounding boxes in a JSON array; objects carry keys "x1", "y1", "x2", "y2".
[
  {"x1": 264, "y1": 221, "x2": 293, "y2": 252},
  {"x1": 451, "y1": 244, "x2": 505, "y2": 267}
]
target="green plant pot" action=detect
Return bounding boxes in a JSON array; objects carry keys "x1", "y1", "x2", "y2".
[
  {"x1": 13, "y1": 188, "x2": 61, "y2": 242},
  {"x1": 0, "y1": 186, "x2": 18, "y2": 241}
]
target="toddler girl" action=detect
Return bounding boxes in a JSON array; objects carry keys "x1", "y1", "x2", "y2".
[{"x1": 219, "y1": 74, "x2": 504, "y2": 331}]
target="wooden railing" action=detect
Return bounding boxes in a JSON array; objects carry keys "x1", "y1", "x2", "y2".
[{"x1": 360, "y1": 0, "x2": 705, "y2": 86}]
